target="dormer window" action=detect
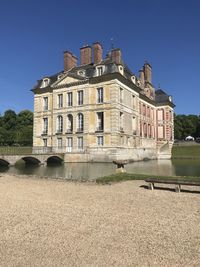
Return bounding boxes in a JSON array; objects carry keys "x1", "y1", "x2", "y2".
[
  {"x1": 78, "y1": 70, "x2": 85, "y2": 76},
  {"x1": 169, "y1": 96, "x2": 172, "y2": 102},
  {"x1": 118, "y1": 65, "x2": 124, "y2": 75},
  {"x1": 57, "y1": 74, "x2": 63, "y2": 80},
  {"x1": 41, "y1": 78, "x2": 50, "y2": 88},
  {"x1": 131, "y1": 76, "x2": 136, "y2": 84},
  {"x1": 96, "y1": 66, "x2": 104, "y2": 76}
]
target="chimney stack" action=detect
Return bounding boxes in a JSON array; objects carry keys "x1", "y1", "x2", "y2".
[
  {"x1": 93, "y1": 42, "x2": 103, "y2": 64},
  {"x1": 64, "y1": 51, "x2": 77, "y2": 72},
  {"x1": 144, "y1": 62, "x2": 152, "y2": 84},
  {"x1": 80, "y1": 45, "x2": 92, "y2": 65},
  {"x1": 111, "y1": 49, "x2": 122, "y2": 64},
  {"x1": 139, "y1": 69, "x2": 145, "y2": 85}
]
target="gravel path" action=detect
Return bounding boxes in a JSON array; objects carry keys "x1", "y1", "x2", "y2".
[{"x1": 0, "y1": 174, "x2": 199, "y2": 267}]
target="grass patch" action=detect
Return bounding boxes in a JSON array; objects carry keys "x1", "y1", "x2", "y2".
[
  {"x1": 96, "y1": 172, "x2": 200, "y2": 184},
  {"x1": 172, "y1": 145, "x2": 200, "y2": 159}
]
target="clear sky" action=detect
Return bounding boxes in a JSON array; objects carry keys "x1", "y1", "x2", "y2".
[{"x1": 0, "y1": 0, "x2": 199, "y2": 115}]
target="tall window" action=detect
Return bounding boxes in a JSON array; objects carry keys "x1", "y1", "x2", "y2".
[
  {"x1": 132, "y1": 95, "x2": 136, "y2": 109},
  {"x1": 77, "y1": 90, "x2": 83, "y2": 105},
  {"x1": 120, "y1": 112, "x2": 123, "y2": 131},
  {"x1": 43, "y1": 117, "x2": 48, "y2": 134},
  {"x1": 97, "y1": 136, "x2": 103, "y2": 146},
  {"x1": 132, "y1": 116, "x2": 136, "y2": 135},
  {"x1": 77, "y1": 137, "x2": 83, "y2": 150},
  {"x1": 66, "y1": 137, "x2": 73, "y2": 152},
  {"x1": 57, "y1": 115, "x2": 63, "y2": 133},
  {"x1": 43, "y1": 97, "x2": 48, "y2": 111},
  {"x1": 58, "y1": 94, "x2": 63, "y2": 108},
  {"x1": 57, "y1": 138, "x2": 62, "y2": 148},
  {"x1": 67, "y1": 92, "x2": 73, "y2": 106},
  {"x1": 120, "y1": 88, "x2": 123, "y2": 103},
  {"x1": 43, "y1": 138, "x2": 47, "y2": 147},
  {"x1": 67, "y1": 114, "x2": 73, "y2": 133},
  {"x1": 77, "y1": 113, "x2": 84, "y2": 132},
  {"x1": 96, "y1": 112, "x2": 104, "y2": 131},
  {"x1": 97, "y1": 87, "x2": 103, "y2": 103}
]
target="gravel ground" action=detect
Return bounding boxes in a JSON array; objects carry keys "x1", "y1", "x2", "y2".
[{"x1": 0, "y1": 174, "x2": 199, "y2": 267}]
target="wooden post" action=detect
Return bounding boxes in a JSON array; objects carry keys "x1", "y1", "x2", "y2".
[
  {"x1": 148, "y1": 182, "x2": 154, "y2": 190},
  {"x1": 175, "y1": 184, "x2": 181, "y2": 193}
]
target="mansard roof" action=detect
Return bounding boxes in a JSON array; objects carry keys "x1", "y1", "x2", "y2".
[
  {"x1": 155, "y1": 89, "x2": 175, "y2": 107},
  {"x1": 31, "y1": 43, "x2": 174, "y2": 108}
]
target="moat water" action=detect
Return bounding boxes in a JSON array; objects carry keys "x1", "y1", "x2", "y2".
[{"x1": 0, "y1": 159, "x2": 200, "y2": 180}]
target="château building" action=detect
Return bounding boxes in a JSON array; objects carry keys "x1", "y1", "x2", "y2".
[{"x1": 32, "y1": 42, "x2": 175, "y2": 162}]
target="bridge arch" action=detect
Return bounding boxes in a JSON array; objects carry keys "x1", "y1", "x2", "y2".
[
  {"x1": 47, "y1": 156, "x2": 63, "y2": 165},
  {"x1": 0, "y1": 158, "x2": 9, "y2": 166},
  {"x1": 21, "y1": 156, "x2": 41, "y2": 165}
]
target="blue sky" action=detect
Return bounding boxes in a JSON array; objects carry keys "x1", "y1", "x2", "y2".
[{"x1": 0, "y1": 0, "x2": 199, "y2": 115}]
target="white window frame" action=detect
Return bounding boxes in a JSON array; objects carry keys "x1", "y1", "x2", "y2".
[
  {"x1": 77, "y1": 137, "x2": 83, "y2": 150},
  {"x1": 77, "y1": 113, "x2": 84, "y2": 132},
  {"x1": 43, "y1": 138, "x2": 47, "y2": 147},
  {"x1": 57, "y1": 138, "x2": 62, "y2": 148},
  {"x1": 58, "y1": 94, "x2": 63, "y2": 108},
  {"x1": 77, "y1": 90, "x2": 83, "y2": 106},
  {"x1": 67, "y1": 92, "x2": 73, "y2": 107},
  {"x1": 97, "y1": 136, "x2": 104, "y2": 146},
  {"x1": 96, "y1": 112, "x2": 104, "y2": 131},
  {"x1": 66, "y1": 137, "x2": 73, "y2": 152},
  {"x1": 41, "y1": 78, "x2": 50, "y2": 88},
  {"x1": 97, "y1": 87, "x2": 103, "y2": 103},
  {"x1": 57, "y1": 115, "x2": 63, "y2": 133},
  {"x1": 43, "y1": 97, "x2": 48, "y2": 111},
  {"x1": 67, "y1": 114, "x2": 73, "y2": 133},
  {"x1": 43, "y1": 117, "x2": 48, "y2": 134}
]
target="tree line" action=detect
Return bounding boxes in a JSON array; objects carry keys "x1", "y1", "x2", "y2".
[
  {"x1": 0, "y1": 110, "x2": 33, "y2": 146},
  {"x1": 0, "y1": 109, "x2": 199, "y2": 146},
  {"x1": 174, "y1": 114, "x2": 200, "y2": 140}
]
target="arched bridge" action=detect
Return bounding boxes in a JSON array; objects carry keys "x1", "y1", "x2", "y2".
[{"x1": 0, "y1": 147, "x2": 65, "y2": 166}]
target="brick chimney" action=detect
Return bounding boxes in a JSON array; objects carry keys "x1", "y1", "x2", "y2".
[
  {"x1": 111, "y1": 48, "x2": 122, "y2": 64},
  {"x1": 144, "y1": 62, "x2": 152, "y2": 84},
  {"x1": 93, "y1": 42, "x2": 103, "y2": 64},
  {"x1": 80, "y1": 45, "x2": 92, "y2": 65},
  {"x1": 139, "y1": 69, "x2": 145, "y2": 85},
  {"x1": 64, "y1": 51, "x2": 77, "y2": 72}
]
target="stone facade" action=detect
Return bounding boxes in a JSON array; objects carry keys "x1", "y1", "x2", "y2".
[{"x1": 32, "y1": 42, "x2": 174, "y2": 162}]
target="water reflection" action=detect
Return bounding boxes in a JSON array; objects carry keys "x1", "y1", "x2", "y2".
[{"x1": 0, "y1": 159, "x2": 200, "y2": 180}]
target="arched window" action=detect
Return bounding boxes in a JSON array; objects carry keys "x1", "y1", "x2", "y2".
[
  {"x1": 77, "y1": 113, "x2": 84, "y2": 132},
  {"x1": 57, "y1": 115, "x2": 63, "y2": 133},
  {"x1": 67, "y1": 114, "x2": 73, "y2": 133}
]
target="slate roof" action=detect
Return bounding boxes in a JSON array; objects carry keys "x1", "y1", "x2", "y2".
[{"x1": 31, "y1": 48, "x2": 174, "y2": 108}]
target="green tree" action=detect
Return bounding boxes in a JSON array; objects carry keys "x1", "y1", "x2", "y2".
[{"x1": 3, "y1": 110, "x2": 17, "y2": 131}]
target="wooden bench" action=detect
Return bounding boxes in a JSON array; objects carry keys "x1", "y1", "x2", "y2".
[{"x1": 145, "y1": 178, "x2": 200, "y2": 193}]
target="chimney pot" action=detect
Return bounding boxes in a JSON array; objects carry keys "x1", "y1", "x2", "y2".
[
  {"x1": 144, "y1": 62, "x2": 152, "y2": 84},
  {"x1": 93, "y1": 42, "x2": 103, "y2": 64},
  {"x1": 111, "y1": 48, "x2": 122, "y2": 64},
  {"x1": 64, "y1": 51, "x2": 77, "y2": 71},
  {"x1": 80, "y1": 45, "x2": 92, "y2": 65}
]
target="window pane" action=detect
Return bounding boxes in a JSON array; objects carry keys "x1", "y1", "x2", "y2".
[
  {"x1": 58, "y1": 94, "x2": 63, "y2": 108},
  {"x1": 67, "y1": 92, "x2": 73, "y2": 106},
  {"x1": 78, "y1": 90, "x2": 83, "y2": 105},
  {"x1": 78, "y1": 137, "x2": 83, "y2": 149},
  {"x1": 97, "y1": 88, "x2": 103, "y2": 103}
]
